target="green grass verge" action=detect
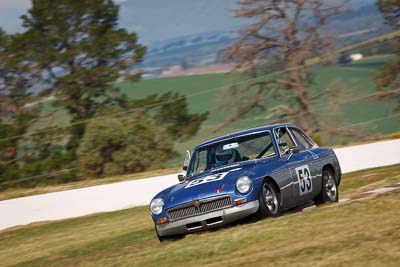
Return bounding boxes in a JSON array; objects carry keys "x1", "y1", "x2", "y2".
[
  {"x1": 340, "y1": 164, "x2": 400, "y2": 198},
  {"x1": 0, "y1": 164, "x2": 399, "y2": 267}
]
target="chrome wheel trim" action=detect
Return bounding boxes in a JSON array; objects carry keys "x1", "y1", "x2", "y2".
[
  {"x1": 263, "y1": 184, "x2": 278, "y2": 214},
  {"x1": 324, "y1": 171, "x2": 337, "y2": 201}
]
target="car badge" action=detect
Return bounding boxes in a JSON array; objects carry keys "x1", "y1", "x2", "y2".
[{"x1": 193, "y1": 200, "x2": 200, "y2": 207}]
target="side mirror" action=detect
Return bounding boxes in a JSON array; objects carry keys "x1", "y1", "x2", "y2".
[
  {"x1": 178, "y1": 174, "x2": 186, "y2": 183},
  {"x1": 287, "y1": 146, "x2": 300, "y2": 160}
]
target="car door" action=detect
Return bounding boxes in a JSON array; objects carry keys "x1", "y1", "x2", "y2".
[
  {"x1": 274, "y1": 126, "x2": 316, "y2": 205},
  {"x1": 287, "y1": 127, "x2": 322, "y2": 203}
]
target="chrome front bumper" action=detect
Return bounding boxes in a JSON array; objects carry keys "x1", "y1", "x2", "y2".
[{"x1": 156, "y1": 200, "x2": 259, "y2": 237}]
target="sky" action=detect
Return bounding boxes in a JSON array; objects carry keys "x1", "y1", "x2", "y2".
[
  {"x1": 0, "y1": 0, "x2": 377, "y2": 45},
  {"x1": 0, "y1": 0, "x2": 241, "y2": 45},
  {"x1": 0, "y1": 0, "x2": 31, "y2": 33}
]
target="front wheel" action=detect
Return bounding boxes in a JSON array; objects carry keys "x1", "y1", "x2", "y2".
[
  {"x1": 255, "y1": 181, "x2": 281, "y2": 219},
  {"x1": 155, "y1": 226, "x2": 184, "y2": 243},
  {"x1": 315, "y1": 168, "x2": 339, "y2": 205}
]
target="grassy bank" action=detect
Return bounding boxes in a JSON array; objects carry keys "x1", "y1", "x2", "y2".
[{"x1": 0, "y1": 164, "x2": 399, "y2": 266}]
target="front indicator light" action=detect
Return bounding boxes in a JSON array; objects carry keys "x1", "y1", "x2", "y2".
[
  {"x1": 157, "y1": 217, "x2": 167, "y2": 225},
  {"x1": 234, "y1": 198, "x2": 248, "y2": 205}
]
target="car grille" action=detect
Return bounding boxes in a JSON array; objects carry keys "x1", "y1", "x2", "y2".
[{"x1": 167, "y1": 195, "x2": 233, "y2": 221}]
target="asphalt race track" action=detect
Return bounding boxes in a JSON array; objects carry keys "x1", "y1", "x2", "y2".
[{"x1": 1, "y1": 139, "x2": 399, "y2": 231}]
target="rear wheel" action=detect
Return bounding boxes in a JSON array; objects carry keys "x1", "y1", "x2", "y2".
[
  {"x1": 256, "y1": 181, "x2": 281, "y2": 219},
  {"x1": 315, "y1": 168, "x2": 339, "y2": 205}
]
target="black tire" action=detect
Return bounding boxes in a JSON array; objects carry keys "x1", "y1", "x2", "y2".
[
  {"x1": 255, "y1": 181, "x2": 281, "y2": 219},
  {"x1": 155, "y1": 226, "x2": 184, "y2": 243},
  {"x1": 315, "y1": 167, "x2": 339, "y2": 205},
  {"x1": 158, "y1": 235, "x2": 177, "y2": 243},
  {"x1": 155, "y1": 225, "x2": 168, "y2": 243}
]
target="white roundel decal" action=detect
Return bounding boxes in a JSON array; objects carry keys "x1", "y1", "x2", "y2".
[
  {"x1": 185, "y1": 172, "x2": 229, "y2": 189},
  {"x1": 295, "y1": 165, "x2": 312, "y2": 196}
]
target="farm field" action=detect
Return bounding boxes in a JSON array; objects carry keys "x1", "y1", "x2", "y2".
[
  {"x1": 0, "y1": 164, "x2": 399, "y2": 267},
  {"x1": 119, "y1": 55, "x2": 399, "y2": 160}
]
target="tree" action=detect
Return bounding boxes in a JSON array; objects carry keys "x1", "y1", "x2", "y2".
[
  {"x1": 2, "y1": 0, "x2": 147, "y2": 186},
  {"x1": 223, "y1": 0, "x2": 347, "y2": 134},
  {"x1": 0, "y1": 28, "x2": 36, "y2": 110},
  {"x1": 375, "y1": 0, "x2": 400, "y2": 110},
  {"x1": 18, "y1": 0, "x2": 146, "y2": 150},
  {"x1": 377, "y1": 0, "x2": 400, "y2": 28},
  {"x1": 0, "y1": 27, "x2": 38, "y2": 182},
  {"x1": 77, "y1": 111, "x2": 174, "y2": 177},
  {"x1": 77, "y1": 93, "x2": 208, "y2": 178},
  {"x1": 0, "y1": 1, "x2": 209, "y2": 187},
  {"x1": 127, "y1": 92, "x2": 208, "y2": 141}
]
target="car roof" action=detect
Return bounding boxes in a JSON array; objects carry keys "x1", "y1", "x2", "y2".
[{"x1": 195, "y1": 123, "x2": 295, "y2": 148}]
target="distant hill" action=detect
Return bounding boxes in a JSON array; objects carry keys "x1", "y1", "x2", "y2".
[{"x1": 139, "y1": 0, "x2": 396, "y2": 77}]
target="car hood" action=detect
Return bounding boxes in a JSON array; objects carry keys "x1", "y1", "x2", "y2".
[{"x1": 161, "y1": 160, "x2": 261, "y2": 209}]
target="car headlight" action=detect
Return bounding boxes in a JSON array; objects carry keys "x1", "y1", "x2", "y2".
[
  {"x1": 150, "y1": 198, "x2": 164, "y2": 215},
  {"x1": 236, "y1": 176, "x2": 252, "y2": 194}
]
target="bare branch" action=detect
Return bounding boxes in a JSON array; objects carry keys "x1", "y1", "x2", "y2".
[{"x1": 222, "y1": 0, "x2": 349, "y2": 134}]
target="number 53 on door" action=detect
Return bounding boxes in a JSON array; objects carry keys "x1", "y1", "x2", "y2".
[{"x1": 295, "y1": 165, "x2": 312, "y2": 196}]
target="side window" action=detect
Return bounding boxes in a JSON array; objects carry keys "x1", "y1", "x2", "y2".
[
  {"x1": 290, "y1": 128, "x2": 313, "y2": 151},
  {"x1": 274, "y1": 127, "x2": 295, "y2": 155},
  {"x1": 237, "y1": 132, "x2": 276, "y2": 159}
]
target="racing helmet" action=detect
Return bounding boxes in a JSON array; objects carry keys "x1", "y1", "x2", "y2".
[{"x1": 215, "y1": 146, "x2": 236, "y2": 167}]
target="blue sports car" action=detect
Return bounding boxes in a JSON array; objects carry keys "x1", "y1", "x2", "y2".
[{"x1": 149, "y1": 124, "x2": 341, "y2": 242}]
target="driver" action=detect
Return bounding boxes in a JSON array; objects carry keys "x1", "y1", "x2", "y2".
[{"x1": 215, "y1": 147, "x2": 236, "y2": 167}]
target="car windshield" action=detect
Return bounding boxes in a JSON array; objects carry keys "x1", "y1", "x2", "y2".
[{"x1": 187, "y1": 131, "x2": 276, "y2": 176}]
